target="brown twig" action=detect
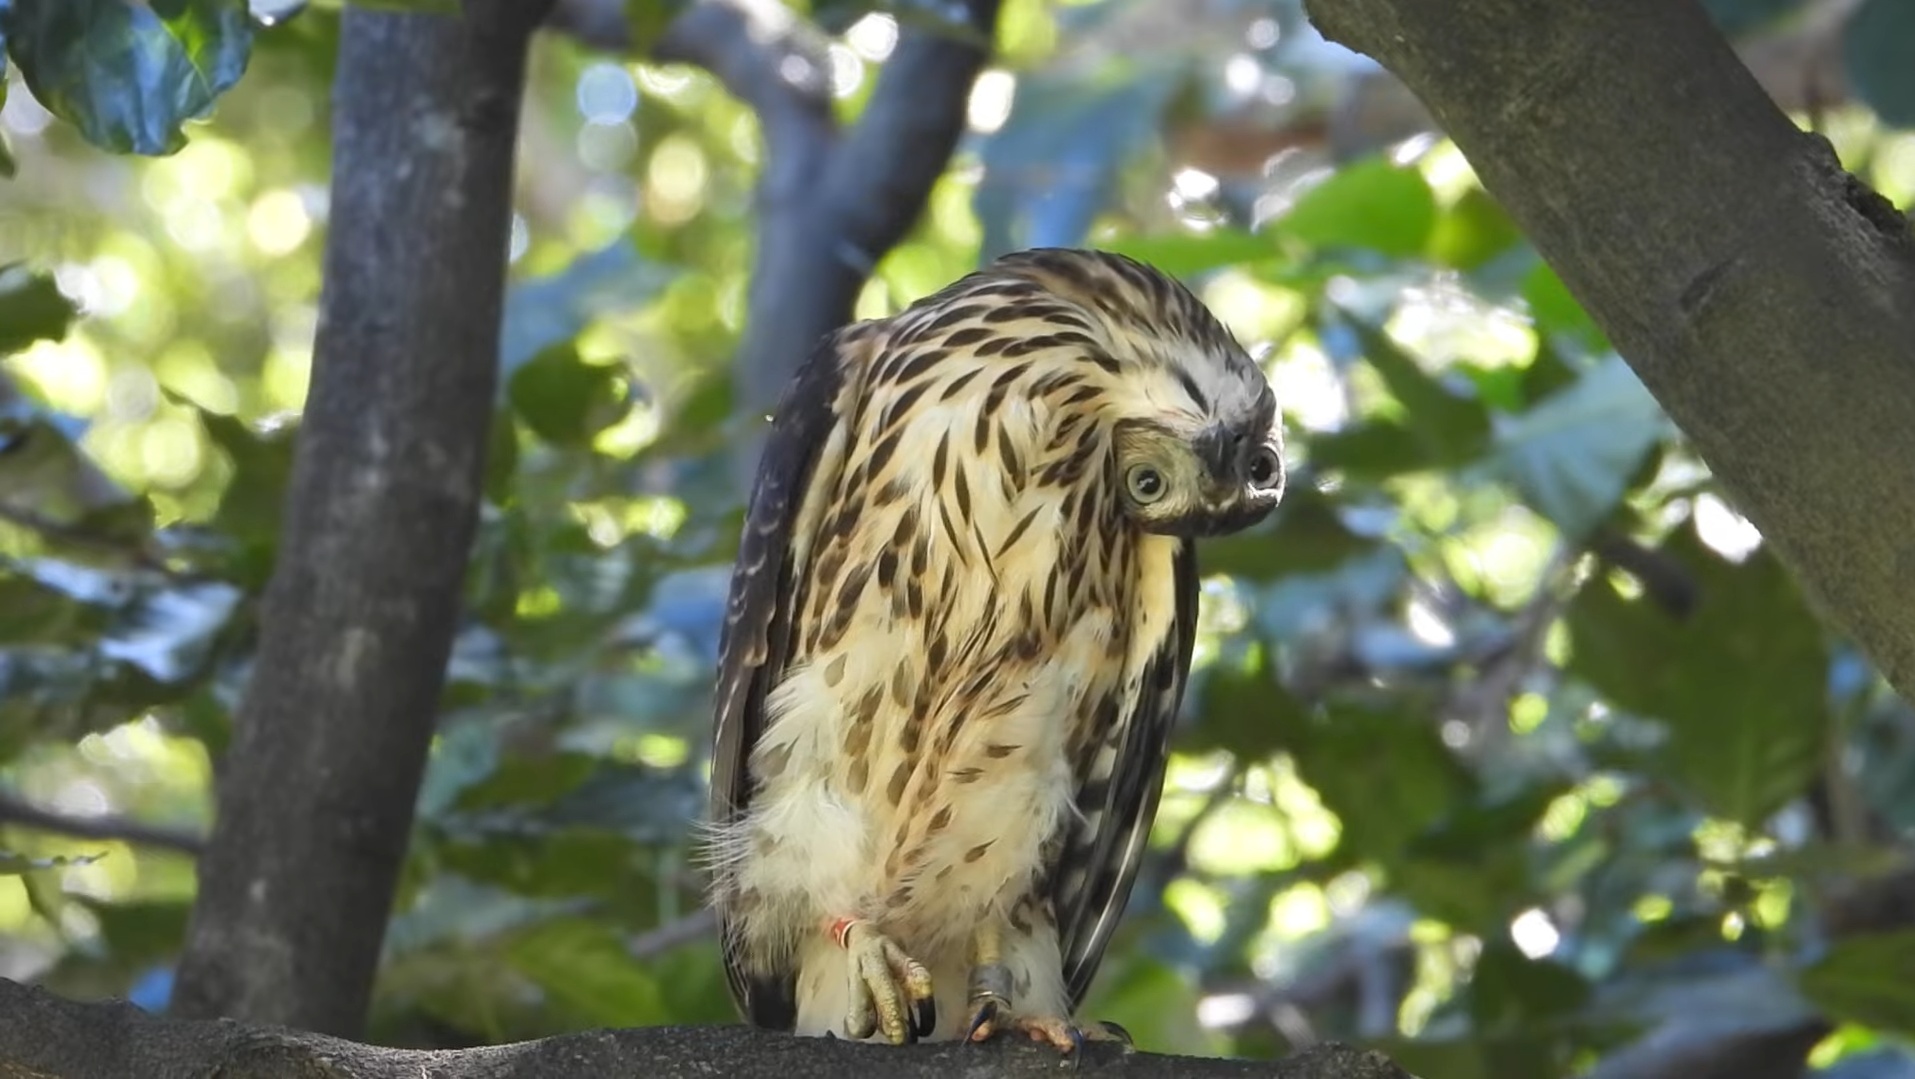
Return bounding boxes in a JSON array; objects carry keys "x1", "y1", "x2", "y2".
[{"x1": 0, "y1": 791, "x2": 204, "y2": 857}]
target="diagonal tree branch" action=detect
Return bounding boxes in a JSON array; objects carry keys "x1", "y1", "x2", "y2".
[
  {"x1": 593, "y1": 0, "x2": 1002, "y2": 439},
  {"x1": 820, "y1": 3, "x2": 996, "y2": 268},
  {"x1": 652, "y1": 0, "x2": 835, "y2": 174},
  {"x1": 1297, "y1": 0, "x2": 1915, "y2": 700}
]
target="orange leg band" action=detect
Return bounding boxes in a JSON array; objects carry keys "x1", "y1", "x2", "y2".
[{"x1": 826, "y1": 916, "x2": 862, "y2": 949}]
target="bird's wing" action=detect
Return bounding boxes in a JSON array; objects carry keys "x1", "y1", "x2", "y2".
[
  {"x1": 1054, "y1": 539, "x2": 1199, "y2": 1009},
  {"x1": 709, "y1": 329, "x2": 858, "y2": 1029}
]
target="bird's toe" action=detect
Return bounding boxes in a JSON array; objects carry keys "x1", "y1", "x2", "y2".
[{"x1": 836, "y1": 918, "x2": 931, "y2": 1045}]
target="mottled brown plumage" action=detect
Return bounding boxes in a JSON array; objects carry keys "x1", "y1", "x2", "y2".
[{"x1": 706, "y1": 248, "x2": 1284, "y2": 1049}]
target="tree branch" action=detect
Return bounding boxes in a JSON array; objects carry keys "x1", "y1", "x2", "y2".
[
  {"x1": 1299, "y1": 0, "x2": 1915, "y2": 727},
  {"x1": 1305, "y1": 0, "x2": 1858, "y2": 161},
  {"x1": 167, "y1": 1, "x2": 555, "y2": 1038},
  {"x1": 653, "y1": 0, "x2": 834, "y2": 175},
  {"x1": 0, "y1": 978, "x2": 1411, "y2": 1079},
  {"x1": 820, "y1": 4, "x2": 994, "y2": 267},
  {"x1": 545, "y1": 0, "x2": 629, "y2": 51},
  {"x1": 646, "y1": 0, "x2": 1002, "y2": 429},
  {"x1": 0, "y1": 792, "x2": 203, "y2": 857}
]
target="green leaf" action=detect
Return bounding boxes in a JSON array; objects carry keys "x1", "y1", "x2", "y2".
[
  {"x1": 1800, "y1": 929, "x2": 1915, "y2": 1037},
  {"x1": 1843, "y1": 0, "x2": 1915, "y2": 127},
  {"x1": 1411, "y1": 781, "x2": 1573, "y2": 861},
  {"x1": 1276, "y1": 157, "x2": 1436, "y2": 258},
  {"x1": 622, "y1": 0, "x2": 695, "y2": 51},
  {"x1": 506, "y1": 917, "x2": 666, "y2": 1028},
  {"x1": 1428, "y1": 187, "x2": 1524, "y2": 271},
  {"x1": 1622, "y1": 913, "x2": 1734, "y2": 965},
  {"x1": 0, "y1": 574, "x2": 89, "y2": 644},
  {"x1": 1566, "y1": 523, "x2": 1831, "y2": 826},
  {"x1": 507, "y1": 344, "x2": 630, "y2": 448},
  {"x1": 1182, "y1": 646, "x2": 1302, "y2": 760},
  {"x1": 451, "y1": 751, "x2": 597, "y2": 813},
  {"x1": 1344, "y1": 317, "x2": 1491, "y2": 466},
  {"x1": 1098, "y1": 230, "x2": 1276, "y2": 279},
  {"x1": 440, "y1": 828, "x2": 648, "y2": 900},
  {"x1": 1486, "y1": 355, "x2": 1670, "y2": 539},
  {"x1": 634, "y1": 374, "x2": 734, "y2": 466},
  {"x1": 1467, "y1": 940, "x2": 1592, "y2": 1033},
  {"x1": 0, "y1": 415, "x2": 133, "y2": 528},
  {"x1": 0, "y1": 263, "x2": 77, "y2": 354},
  {"x1": 1522, "y1": 261, "x2": 1608, "y2": 351},
  {"x1": 1282, "y1": 698, "x2": 1476, "y2": 864},
  {"x1": 1308, "y1": 418, "x2": 1427, "y2": 481},
  {"x1": 5, "y1": 0, "x2": 255, "y2": 156},
  {"x1": 1720, "y1": 841, "x2": 1913, "y2": 883},
  {"x1": 499, "y1": 240, "x2": 678, "y2": 375},
  {"x1": 200, "y1": 410, "x2": 295, "y2": 584},
  {"x1": 340, "y1": 0, "x2": 458, "y2": 12},
  {"x1": 484, "y1": 410, "x2": 519, "y2": 506},
  {"x1": 82, "y1": 897, "x2": 192, "y2": 965},
  {"x1": 1201, "y1": 485, "x2": 1371, "y2": 582},
  {"x1": 1078, "y1": 957, "x2": 1222, "y2": 1058}
]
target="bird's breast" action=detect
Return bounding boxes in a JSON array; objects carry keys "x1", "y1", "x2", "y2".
[{"x1": 737, "y1": 370, "x2": 1176, "y2": 950}]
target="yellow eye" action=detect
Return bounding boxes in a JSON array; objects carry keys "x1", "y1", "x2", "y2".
[{"x1": 1126, "y1": 464, "x2": 1166, "y2": 504}]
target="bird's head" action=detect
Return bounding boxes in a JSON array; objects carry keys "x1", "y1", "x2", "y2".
[
  {"x1": 987, "y1": 248, "x2": 1287, "y2": 539},
  {"x1": 1111, "y1": 392, "x2": 1284, "y2": 538}
]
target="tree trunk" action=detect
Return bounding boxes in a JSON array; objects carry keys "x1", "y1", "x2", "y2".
[{"x1": 168, "y1": 2, "x2": 553, "y2": 1037}]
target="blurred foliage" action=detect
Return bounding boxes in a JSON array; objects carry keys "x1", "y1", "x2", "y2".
[{"x1": 5, "y1": 0, "x2": 1915, "y2": 1076}]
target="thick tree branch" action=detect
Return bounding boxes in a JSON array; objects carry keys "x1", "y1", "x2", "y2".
[
  {"x1": 545, "y1": 0, "x2": 629, "y2": 51},
  {"x1": 647, "y1": 0, "x2": 1001, "y2": 429},
  {"x1": 0, "y1": 792, "x2": 203, "y2": 857},
  {"x1": 0, "y1": 978, "x2": 1410, "y2": 1079},
  {"x1": 167, "y1": 2, "x2": 555, "y2": 1038},
  {"x1": 653, "y1": 0, "x2": 834, "y2": 174},
  {"x1": 821, "y1": 7, "x2": 992, "y2": 266},
  {"x1": 1300, "y1": 0, "x2": 1915, "y2": 724},
  {"x1": 1305, "y1": 0, "x2": 1857, "y2": 161}
]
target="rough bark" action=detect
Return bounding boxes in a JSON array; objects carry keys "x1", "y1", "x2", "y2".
[
  {"x1": 1301, "y1": 0, "x2": 1915, "y2": 701},
  {"x1": 0, "y1": 978, "x2": 1411, "y2": 1079},
  {"x1": 167, "y1": 2, "x2": 554, "y2": 1037}
]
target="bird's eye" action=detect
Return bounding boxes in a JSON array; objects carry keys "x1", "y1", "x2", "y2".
[
  {"x1": 1126, "y1": 465, "x2": 1167, "y2": 504},
  {"x1": 1246, "y1": 446, "x2": 1282, "y2": 490}
]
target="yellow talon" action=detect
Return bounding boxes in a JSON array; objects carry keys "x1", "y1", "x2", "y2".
[{"x1": 828, "y1": 917, "x2": 936, "y2": 1043}]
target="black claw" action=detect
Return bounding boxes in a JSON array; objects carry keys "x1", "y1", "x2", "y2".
[
  {"x1": 1060, "y1": 1025, "x2": 1088, "y2": 1070},
  {"x1": 965, "y1": 997, "x2": 1002, "y2": 1042},
  {"x1": 912, "y1": 996, "x2": 937, "y2": 1040},
  {"x1": 1098, "y1": 1020, "x2": 1133, "y2": 1047}
]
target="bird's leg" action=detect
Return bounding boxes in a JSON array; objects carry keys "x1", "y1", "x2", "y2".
[
  {"x1": 964, "y1": 917, "x2": 1132, "y2": 1057},
  {"x1": 827, "y1": 916, "x2": 936, "y2": 1044},
  {"x1": 964, "y1": 918, "x2": 1013, "y2": 1041}
]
